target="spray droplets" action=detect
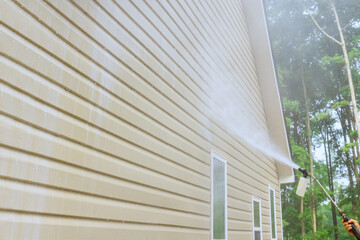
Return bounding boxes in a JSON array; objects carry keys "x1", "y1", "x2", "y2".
[{"x1": 206, "y1": 76, "x2": 297, "y2": 170}]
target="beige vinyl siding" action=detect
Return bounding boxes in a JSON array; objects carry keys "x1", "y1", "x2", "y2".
[{"x1": 0, "y1": 0, "x2": 283, "y2": 239}]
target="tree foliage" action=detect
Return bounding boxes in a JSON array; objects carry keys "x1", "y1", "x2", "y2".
[{"x1": 265, "y1": 0, "x2": 360, "y2": 239}]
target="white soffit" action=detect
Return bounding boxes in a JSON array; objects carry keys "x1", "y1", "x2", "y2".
[{"x1": 242, "y1": 0, "x2": 295, "y2": 183}]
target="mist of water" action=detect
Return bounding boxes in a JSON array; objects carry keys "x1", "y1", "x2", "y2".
[{"x1": 207, "y1": 79, "x2": 299, "y2": 170}]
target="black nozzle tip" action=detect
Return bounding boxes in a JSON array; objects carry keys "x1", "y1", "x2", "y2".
[{"x1": 298, "y1": 168, "x2": 309, "y2": 178}]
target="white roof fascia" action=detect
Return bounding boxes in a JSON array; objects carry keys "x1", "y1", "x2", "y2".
[{"x1": 242, "y1": 0, "x2": 295, "y2": 184}]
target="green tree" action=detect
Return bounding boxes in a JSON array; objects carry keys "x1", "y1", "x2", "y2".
[{"x1": 265, "y1": 0, "x2": 360, "y2": 239}]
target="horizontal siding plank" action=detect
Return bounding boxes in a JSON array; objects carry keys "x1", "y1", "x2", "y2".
[
  {"x1": 0, "y1": 73, "x2": 210, "y2": 183},
  {"x1": 197, "y1": 0, "x2": 258, "y2": 82},
  {"x1": 228, "y1": 231, "x2": 253, "y2": 239},
  {"x1": 0, "y1": 113, "x2": 209, "y2": 203},
  {"x1": 0, "y1": 56, "x2": 209, "y2": 187},
  {"x1": 228, "y1": 219, "x2": 252, "y2": 231},
  {"x1": 227, "y1": 197, "x2": 251, "y2": 212},
  {"x1": 8, "y1": 0, "x2": 211, "y2": 162},
  {"x1": 0, "y1": 147, "x2": 210, "y2": 215},
  {"x1": 183, "y1": 0, "x2": 261, "y2": 100},
  {"x1": 39, "y1": 0, "x2": 213, "y2": 124},
  {"x1": 155, "y1": 0, "x2": 267, "y2": 121},
  {"x1": 0, "y1": 178, "x2": 209, "y2": 229},
  {"x1": 132, "y1": 0, "x2": 262, "y2": 108},
  {"x1": 213, "y1": 0, "x2": 254, "y2": 59},
  {"x1": 206, "y1": 0, "x2": 260, "y2": 91},
  {"x1": 228, "y1": 207, "x2": 252, "y2": 221},
  {"x1": 1, "y1": 0, "x2": 213, "y2": 163},
  {"x1": 227, "y1": 176, "x2": 271, "y2": 202},
  {"x1": 97, "y1": 0, "x2": 212, "y2": 99},
  {"x1": 0, "y1": 211, "x2": 209, "y2": 240},
  {"x1": 166, "y1": 0, "x2": 268, "y2": 127}
]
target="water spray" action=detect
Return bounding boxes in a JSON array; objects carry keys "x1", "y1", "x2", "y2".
[{"x1": 296, "y1": 168, "x2": 360, "y2": 239}]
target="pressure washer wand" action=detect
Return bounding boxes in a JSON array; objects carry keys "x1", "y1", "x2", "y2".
[{"x1": 297, "y1": 168, "x2": 360, "y2": 239}]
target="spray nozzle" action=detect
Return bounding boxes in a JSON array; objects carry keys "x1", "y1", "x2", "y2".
[
  {"x1": 298, "y1": 168, "x2": 309, "y2": 178},
  {"x1": 295, "y1": 168, "x2": 360, "y2": 239}
]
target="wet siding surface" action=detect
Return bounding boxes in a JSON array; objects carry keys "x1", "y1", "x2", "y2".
[{"x1": 0, "y1": 0, "x2": 282, "y2": 239}]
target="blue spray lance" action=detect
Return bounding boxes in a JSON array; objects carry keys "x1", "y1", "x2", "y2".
[{"x1": 296, "y1": 168, "x2": 360, "y2": 239}]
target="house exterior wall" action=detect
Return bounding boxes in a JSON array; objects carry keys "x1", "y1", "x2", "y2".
[{"x1": 0, "y1": 0, "x2": 284, "y2": 239}]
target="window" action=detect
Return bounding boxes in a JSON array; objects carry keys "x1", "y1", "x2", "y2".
[
  {"x1": 269, "y1": 186, "x2": 277, "y2": 239},
  {"x1": 252, "y1": 197, "x2": 262, "y2": 240},
  {"x1": 211, "y1": 152, "x2": 227, "y2": 240}
]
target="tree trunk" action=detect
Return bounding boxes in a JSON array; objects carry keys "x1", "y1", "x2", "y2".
[
  {"x1": 301, "y1": 63, "x2": 316, "y2": 237},
  {"x1": 339, "y1": 108, "x2": 359, "y2": 217},
  {"x1": 298, "y1": 113, "x2": 305, "y2": 147},
  {"x1": 324, "y1": 127, "x2": 338, "y2": 239},
  {"x1": 352, "y1": 115, "x2": 360, "y2": 173},
  {"x1": 301, "y1": 197, "x2": 305, "y2": 240},
  {"x1": 346, "y1": 106, "x2": 360, "y2": 209},
  {"x1": 294, "y1": 114, "x2": 300, "y2": 144},
  {"x1": 330, "y1": 0, "x2": 360, "y2": 145},
  {"x1": 346, "y1": 156, "x2": 358, "y2": 216}
]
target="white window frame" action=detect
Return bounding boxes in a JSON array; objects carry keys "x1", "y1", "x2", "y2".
[
  {"x1": 211, "y1": 151, "x2": 227, "y2": 240},
  {"x1": 252, "y1": 196, "x2": 262, "y2": 240},
  {"x1": 269, "y1": 186, "x2": 277, "y2": 240},
  {"x1": 280, "y1": 185, "x2": 284, "y2": 240}
]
